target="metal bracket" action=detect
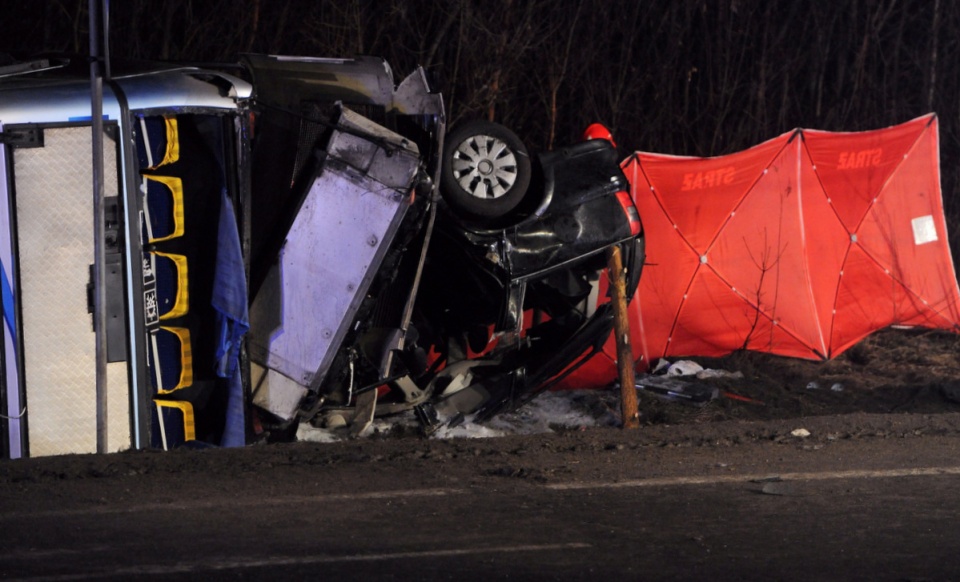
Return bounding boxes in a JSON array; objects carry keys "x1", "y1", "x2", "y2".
[{"x1": 0, "y1": 127, "x2": 43, "y2": 149}]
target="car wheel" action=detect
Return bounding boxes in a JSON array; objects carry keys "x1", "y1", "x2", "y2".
[{"x1": 441, "y1": 120, "x2": 532, "y2": 219}]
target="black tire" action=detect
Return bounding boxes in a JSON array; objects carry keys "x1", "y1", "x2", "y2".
[{"x1": 440, "y1": 120, "x2": 532, "y2": 219}]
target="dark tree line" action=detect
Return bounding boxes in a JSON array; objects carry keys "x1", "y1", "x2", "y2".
[{"x1": 3, "y1": 0, "x2": 960, "y2": 251}]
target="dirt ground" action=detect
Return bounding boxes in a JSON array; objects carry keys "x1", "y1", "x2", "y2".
[
  {"x1": 4, "y1": 327, "x2": 960, "y2": 579},
  {"x1": 624, "y1": 326, "x2": 960, "y2": 426},
  {"x1": 4, "y1": 326, "x2": 960, "y2": 474}
]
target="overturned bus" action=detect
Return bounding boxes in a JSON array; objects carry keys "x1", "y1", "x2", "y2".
[{"x1": 0, "y1": 54, "x2": 643, "y2": 458}]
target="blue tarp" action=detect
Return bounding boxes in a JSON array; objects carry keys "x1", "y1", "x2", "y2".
[{"x1": 212, "y1": 188, "x2": 249, "y2": 447}]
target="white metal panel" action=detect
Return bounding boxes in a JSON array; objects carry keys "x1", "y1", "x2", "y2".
[
  {"x1": 0, "y1": 70, "x2": 247, "y2": 126},
  {"x1": 249, "y1": 169, "x2": 409, "y2": 387},
  {"x1": 15, "y1": 127, "x2": 130, "y2": 456},
  {"x1": 248, "y1": 110, "x2": 420, "y2": 400},
  {"x1": 107, "y1": 361, "x2": 128, "y2": 452},
  {"x1": 250, "y1": 363, "x2": 307, "y2": 421}
]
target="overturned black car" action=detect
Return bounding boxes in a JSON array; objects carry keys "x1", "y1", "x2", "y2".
[{"x1": 0, "y1": 54, "x2": 642, "y2": 456}]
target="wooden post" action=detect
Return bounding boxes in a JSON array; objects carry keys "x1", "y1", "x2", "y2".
[{"x1": 607, "y1": 245, "x2": 639, "y2": 429}]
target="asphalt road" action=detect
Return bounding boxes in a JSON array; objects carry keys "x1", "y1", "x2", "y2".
[{"x1": 2, "y1": 413, "x2": 960, "y2": 581}]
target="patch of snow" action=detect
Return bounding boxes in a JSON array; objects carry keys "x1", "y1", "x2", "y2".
[
  {"x1": 653, "y1": 358, "x2": 743, "y2": 380},
  {"x1": 296, "y1": 423, "x2": 342, "y2": 443},
  {"x1": 431, "y1": 417, "x2": 508, "y2": 439},
  {"x1": 666, "y1": 360, "x2": 704, "y2": 376},
  {"x1": 296, "y1": 360, "x2": 743, "y2": 444},
  {"x1": 295, "y1": 389, "x2": 620, "y2": 443}
]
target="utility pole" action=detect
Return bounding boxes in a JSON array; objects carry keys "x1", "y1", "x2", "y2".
[{"x1": 89, "y1": 0, "x2": 108, "y2": 453}]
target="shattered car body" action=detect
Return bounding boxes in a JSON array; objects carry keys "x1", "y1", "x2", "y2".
[{"x1": 0, "y1": 53, "x2": 643, "y2": 457}]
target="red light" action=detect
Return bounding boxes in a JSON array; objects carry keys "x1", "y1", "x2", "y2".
[{"x1": 582, "y1": 123, "x2": 617, "y2": 147}]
